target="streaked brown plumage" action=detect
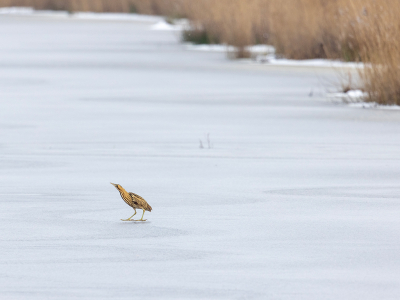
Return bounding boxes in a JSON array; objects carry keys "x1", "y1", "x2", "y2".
[{"x1": 110, "y1": 183, "x2": 152, "y2": 221}]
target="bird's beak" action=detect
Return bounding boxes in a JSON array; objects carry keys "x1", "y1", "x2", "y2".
[{"x1": 110, "y1": 182, "x2": 117, "y2": 187}]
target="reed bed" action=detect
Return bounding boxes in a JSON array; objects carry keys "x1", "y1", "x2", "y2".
[{"x1": 1, "y1": 0, "x2": 399, "y2": 105}]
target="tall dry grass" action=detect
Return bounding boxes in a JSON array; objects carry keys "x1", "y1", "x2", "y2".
[
  {"x1": 349, "y1": 1, "x2": 400, "y2": 105},
  {"x1": 178, "y1": 0, "x2": 357, "y2": 60},
  {"x1": 1, "y1": 0, "x2": 400, "y2": 104}
]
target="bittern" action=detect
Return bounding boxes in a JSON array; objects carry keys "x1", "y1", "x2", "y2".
[{"x1": 110, "y1": 183, "x2": 152, "y2": 221}]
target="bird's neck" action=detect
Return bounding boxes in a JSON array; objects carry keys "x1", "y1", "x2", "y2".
[{"x1": 118, "y1": 187, "x2": 129, "y2": 197}]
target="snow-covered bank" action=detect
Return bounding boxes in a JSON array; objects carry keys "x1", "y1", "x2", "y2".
[
  {"x1": 328, "y1": 90, "x2": 400, "y2": 110},
  {"x1": 256, "y1": 55, "x2": 363, "y2": 68},
  {"x1": 0, "y1": 6, "x2": 188, "y2": 30},
  {"x1": 186, "y1": 43, "x2": 363, "y2": 68},
  {"x1": 185, "y1": 43, "x2": 275, "y2": 53},
  {"x1": 348, "y1": 102, "x2": 400, "y2": 109},
  {"x1": 73, "y1": 12, "x2": 162, "y2": 23},
  {"x1": 0, "y1": 6, "x2": 163, "y2": 23}
]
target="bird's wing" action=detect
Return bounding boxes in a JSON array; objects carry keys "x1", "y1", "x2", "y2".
[{"x1": 129, "y1": 192, "x2": 147, "y2": 207}]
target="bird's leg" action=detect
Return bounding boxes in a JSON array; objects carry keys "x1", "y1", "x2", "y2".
[
  {"x1": 121, "y1": 209, "x2": 136, "y2": 221},
  {"x1": 134, "y1": 209, "x2": 147, "y2": 221}
]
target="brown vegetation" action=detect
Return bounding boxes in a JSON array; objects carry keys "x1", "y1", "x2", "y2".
[{"x1": 1, "y1": 0, "x2": 400, "y2": 104}]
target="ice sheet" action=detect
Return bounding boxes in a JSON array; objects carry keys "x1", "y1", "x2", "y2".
[{"x1": 0, "y1": 15, "x2": 400, "y2": 300}]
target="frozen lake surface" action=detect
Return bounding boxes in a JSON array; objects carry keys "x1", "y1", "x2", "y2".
[{"x1": 1, "y1": 15, "x2": 400, "y2": 300}]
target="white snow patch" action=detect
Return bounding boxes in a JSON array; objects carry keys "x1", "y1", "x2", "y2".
[
  {"x1": 348, "y1": 102, "x2": 400, "y2": 110},
  {"x1": 328, "y1": 89, "x2": 367, "y2": 101},
  {"x1": 72, "y1": 12, "x2": 162, "y2": 23},
  {"x1": 151, "y1": 21, "x2": 174, "y2": 30},
  {"x1": 256, "y1": 54, "x2": 363, "y2": 68},
  {"x1": 346, "y1": 89, "x2": 365, "y2": 98},
  {"x1": 328, "y1": 90, "x2": 400, "y2": 110},
  {"x1": 150, "y1": 20, "x2": 183, "y2": 31},
  {"x1": 186, "y1": 43, "x2": 272, "y2": 54},
  {"x1": 185, "y1": 43, "x2": 235, "y2": 52},
  {"x1": 0, "y1": 6, "x2": 34, "y2": 14},
  {"x1": 347, "y1": 102, "x2": 378, "y2": 109}
]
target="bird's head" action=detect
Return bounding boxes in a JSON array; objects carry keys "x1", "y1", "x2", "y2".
[{"x1": 110, "y1": 182, "x2": 121, "y2": 190}]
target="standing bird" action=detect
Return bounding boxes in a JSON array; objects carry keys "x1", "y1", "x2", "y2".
[{"x1": 110, "y1": 183, "x2": 152, "y2": 221}]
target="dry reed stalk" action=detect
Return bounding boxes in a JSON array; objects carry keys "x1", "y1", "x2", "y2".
[{"x1": 339, "y1": 0, "x2": 400, "y2": 105}]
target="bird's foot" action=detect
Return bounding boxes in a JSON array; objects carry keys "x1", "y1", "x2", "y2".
[
  {"x1": 134, "y1": 219, "x2": 147, "y2": 222},
  {"x1": 121, "y1": 218, "x2": 134, "y2": 221}
]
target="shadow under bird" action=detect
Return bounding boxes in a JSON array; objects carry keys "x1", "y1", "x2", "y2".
[{"x1": 110, "y1": 183, "x2": 152, "y2": 221}]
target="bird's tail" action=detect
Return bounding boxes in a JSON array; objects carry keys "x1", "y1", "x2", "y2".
[{"x1": 146, "y1": 204, "x2": 152, "y2": 212}]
